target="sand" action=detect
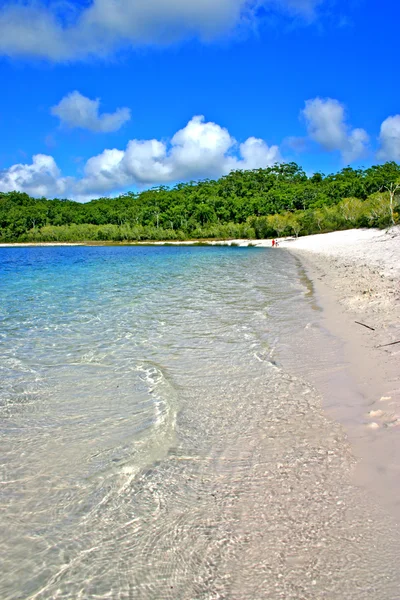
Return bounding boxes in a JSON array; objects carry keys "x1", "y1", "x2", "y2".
[
  {"x1": 278, "y1": 227, "x2": 400, "y2": 324},
  {"x1": 275, "y1": 227, "x2": 400, "y2": 521},
  {"x1": 209, "y1": 227, "x2": 400, "y2": 519}
]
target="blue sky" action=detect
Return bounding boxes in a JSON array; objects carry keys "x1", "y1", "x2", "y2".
[{"x1": 0, "y1": 0, "x2": 399, "y2": 201}]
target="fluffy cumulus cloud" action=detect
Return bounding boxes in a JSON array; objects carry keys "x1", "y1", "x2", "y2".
[
  {"x1": 51, "y1": 91, "x2": 131, "y2": 133},
  {"x1": 0, "y1": 154, "x2": 70, "y2": 197},
  {"x1": 0, "y1": 0, "x2": 325, "y2": 61},
  {"x1": 237, "y1": 137, "x2": 281, "y2": 169},
  {"x1": 77, "y1": 115, "x2": 281, "y2": 195},
  {"x1": 0, "y1": 116, "x2": 281, "y2": 199},
  {"x1": 302, "y1": 97, "x2": 369, "y2": 162},
  {"x1": 377, "y1": 115, "x2": 400, "y2": 161}
]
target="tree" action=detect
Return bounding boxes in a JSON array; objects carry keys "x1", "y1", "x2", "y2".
[
  {"x1": 269, "y1": 213, "x2": 290, "y2": 237},
  {"x1": 365, "y1": 162, "x2": 400, "y2": 195},
  {"x1": 288, "y1": 213, "x2": 302, "y2": 237},
  {"x1": 383, "y1": 181, "x2": 400, "y2": 226},
  {"x1": 1, "y1": 161, "x2": 399, "y2": 242},
  {"x1": 340, "y1": 197, "x2": 364, "y2": 225}
]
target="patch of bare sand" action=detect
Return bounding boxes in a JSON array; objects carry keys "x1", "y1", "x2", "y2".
[{"x1": 281, "y1": 227, "x2": 400, "y2": 520}]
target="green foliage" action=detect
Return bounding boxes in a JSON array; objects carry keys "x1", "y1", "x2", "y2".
[{"x1": 1, "y1": 161, "x2": 399, "y2": 243}]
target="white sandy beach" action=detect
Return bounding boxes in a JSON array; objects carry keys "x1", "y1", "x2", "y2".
[
  {"x1": 212, "y1": 227, "x2": 399, "y2": 333},
  {"x1": 210, "y1": 227, "x2": 400, "y2": 518},
  {"x1": 277, "y1": 227, "x2": 400, "y2": 357},
  {"x1": 279, "y1": 226, "x2": 400, "y2": 277},
  {"x1": 276, "y1": 227, "x2": 400, "y2": 520}
]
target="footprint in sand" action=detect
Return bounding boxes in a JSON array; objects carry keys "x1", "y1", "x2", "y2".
[
  {"x1": 366, "y1": 401, "x2": 400, "y2": 429},
  {"x1": 369, "y1": 409, "x2": 384, "y2": 418},
  {"x1": 385, "y1": 418, "x2": 400, "y2": 428}
]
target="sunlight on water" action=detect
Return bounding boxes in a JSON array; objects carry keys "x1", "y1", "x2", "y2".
[{"x1": 1, "y1": 246, "x2": 400, "y2": 599}]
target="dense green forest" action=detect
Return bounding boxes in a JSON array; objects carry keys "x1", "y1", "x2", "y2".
[{"x1": 1, "y1": 161, "x2": 399, "y2": 243}]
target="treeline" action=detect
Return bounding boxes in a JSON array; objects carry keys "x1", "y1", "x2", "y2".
[{"x1": 1, "y1": 161, "x2": 399, "y2": 242}]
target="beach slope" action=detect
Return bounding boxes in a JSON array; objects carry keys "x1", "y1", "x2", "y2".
[{"x1": 281, "y1": 227, "x2": 400, "y2": 517}]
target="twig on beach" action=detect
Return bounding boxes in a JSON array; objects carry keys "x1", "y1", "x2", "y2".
[
  {"x1": 354, "y1": 321, "x2": 375, "y2": 331},
  {"x1": 376, "y1": 340, "x2": 400, "y2": 348}
]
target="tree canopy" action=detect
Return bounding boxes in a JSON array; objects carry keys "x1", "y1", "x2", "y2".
[{"x1": 1, "y1": 161, "x2": 399, "y2": 242}]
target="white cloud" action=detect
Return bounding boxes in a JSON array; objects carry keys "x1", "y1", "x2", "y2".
[
  {"x1": 0, "y1": 0, "x2": 325, "y2": 61},
  {"x1": 77, "y1": 115, "x2": 281, "y2": 194},
  {"x1": 377, "y1": 115, "x2": 400, "y2": 161},
  {"x1": 302, "y1": 97, "x2": 369, "y2": 162},
  {"x1": 78, "y1": 148, "x2": 128, "y2": 195},
  {"x1": 236, "y1": 137, "x2": 281, "y2": 169},
  {"x1": 51, "y1": 91, "x2": 131, "y2": 133},
  {"x1": 346, "y1": 128, "x2": 370, "y2": 163},
  {"x1": 122, "y1": 140, "x2": 172, "y2": 183},
  {"x1": 0, "y1": 116, "x2": 281, "y2": 199},
  {"x1": 167, "y1": 115, "x2": 235, "y2": 179},
  {"x1": 0, "y1": 154, "x2": 70, "y2": 197}
]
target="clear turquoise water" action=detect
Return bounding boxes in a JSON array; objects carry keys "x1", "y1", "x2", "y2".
[{"x1": 1, "y1": 246, "x2": 400, "y2": 599}]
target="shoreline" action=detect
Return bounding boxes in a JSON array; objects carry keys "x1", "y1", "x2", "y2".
[
  {"x1": 281, "y1": 227, "x2": 400, "y2": 521},
  {"x1": 0, "y1": 227, "x2": 397, "y2": 250},
  {"x1": 3, "y1": 230, "x2": 399, "y2": 515},
  {"x1": 2, "y1": 228, "x2": 400, "y2": 595}
]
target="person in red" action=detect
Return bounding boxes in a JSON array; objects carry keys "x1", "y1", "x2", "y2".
[{"x1": 272, "y1": 239, "x2": 275, "y2": 247}]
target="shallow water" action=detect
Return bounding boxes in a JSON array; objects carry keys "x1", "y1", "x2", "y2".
[{"x1": 1, "y1": 246, "x2": 400, "y2": 599}]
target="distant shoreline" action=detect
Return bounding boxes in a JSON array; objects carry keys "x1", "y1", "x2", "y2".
[
  {"x1": 0, "y1": 239, "x2": 272, "y2": 247},
  {"x1": 0, "y1": 228, "x2": 394, "y2": 249}
]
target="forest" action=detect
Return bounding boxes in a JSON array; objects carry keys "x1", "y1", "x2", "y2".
[{"x1": 0, "y1": 161, "x2": 399, "y2": 243}]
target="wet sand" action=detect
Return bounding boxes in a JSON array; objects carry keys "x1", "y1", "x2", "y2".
[{"x1": 281, "y1": 227, "x2": 400, "y2": 521}]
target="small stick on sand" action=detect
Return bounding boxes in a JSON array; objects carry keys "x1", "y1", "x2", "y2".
[
  {"x1": 355, "y1": 321, "x2": 375, "y2": 331},
  {"x1": 377, "y1": 340, "x2": 400, "y2": 348}
]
